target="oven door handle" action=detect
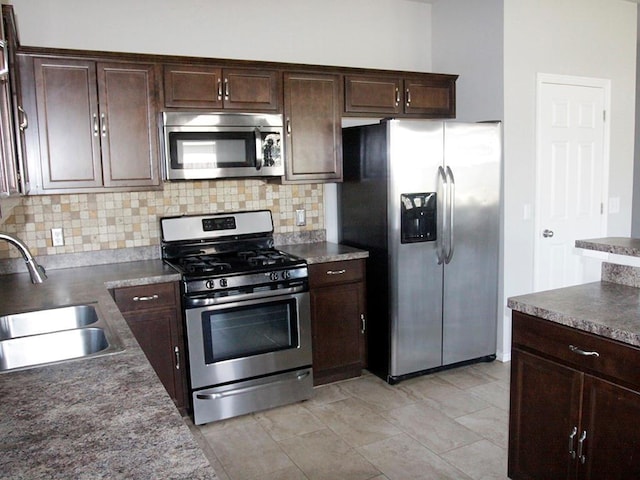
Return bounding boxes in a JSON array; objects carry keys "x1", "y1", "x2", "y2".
[
  {"x1": 196, "y1": 371, "x2": 311, "y2": 400},
  {"x1": 185, "y1": 284, "x2": 308, "y2": 308}
]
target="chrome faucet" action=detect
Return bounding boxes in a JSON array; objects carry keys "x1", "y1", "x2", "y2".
[{"x1": 0, "y1": 232, "x2": 47, "y2": 283}]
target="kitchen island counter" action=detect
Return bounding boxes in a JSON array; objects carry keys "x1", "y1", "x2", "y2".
[
  {"x1": 0, "y1": 261, "x2": 217, "y2": 479},
  {"x1": 508, "y1": 280, "x2": 640, "y2": 347}
]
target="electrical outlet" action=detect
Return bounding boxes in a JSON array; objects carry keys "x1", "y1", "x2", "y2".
[
  {"x1": 51, "y1": 228, "x2": 64, "y2": 247},
  {"x1": 295, "y1": 209, "x2": 306, "y2": 226}
]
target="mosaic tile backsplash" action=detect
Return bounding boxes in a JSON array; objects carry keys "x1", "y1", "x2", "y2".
[{"x1": 0, "y1": 180, "x2": 324, "y2": 260}]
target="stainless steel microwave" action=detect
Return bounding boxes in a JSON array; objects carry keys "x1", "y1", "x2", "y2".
[{"x1": 162, "y1": 112, "x2": 285, "y2": 180}]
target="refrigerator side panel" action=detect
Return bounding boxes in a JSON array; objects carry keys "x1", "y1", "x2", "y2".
[
  {"x1": 441, "y1": 122, "x2": 501, "y2": 365},
  {"x1": 339, "y1": 122, "x2": 390, "y2": 379},
  {"x1": 388, "y1": 119, "x2": 444, "y2": 378}
]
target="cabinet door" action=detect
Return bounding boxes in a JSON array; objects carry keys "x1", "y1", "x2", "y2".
[
  {"x1": 222, "y1": 68, "x2": 281, "y2": 111},
  {"x1": 34, "y1": 58, "x2": 102, "y2": 189},
  {"x1": 580, "y1": 375, "x2": 640, "y2": 479},
  {"x1": 508, "y1": 349, "x2": 582, "y2": 480},
  {"x1": 163, "y1": 64, "x2": 222, "y2": 109},
  {"x1": 311, "y1": 281, "x2": 364, "y2": 385},
  {"x1": 344, "y1": 75, "x2": 402, "y2": 115},
  {"x1": 283, "y1": 72, "x2": 342, "y2": 182},
  {"x1": 404, "y1": 77, "x2": 456, "y2": 117},
  {"x1": 97, "y1": 62, "x2": 160, "y2": 187},
  {"x1": 123, "y1": 307, "x2": 182, "y2": 403}
]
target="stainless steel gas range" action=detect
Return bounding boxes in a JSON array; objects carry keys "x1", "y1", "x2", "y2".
[{"x1": 160, "y1": 210, "x2": 313, "y2": 425}]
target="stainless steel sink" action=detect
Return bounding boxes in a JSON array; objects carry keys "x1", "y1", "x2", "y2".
[
  {"x1": 0, "y1": 304, "x2": 124, "y2": 373},
  {"x1": 0, "y1": 305, "x2": 99, "y2": 340}
]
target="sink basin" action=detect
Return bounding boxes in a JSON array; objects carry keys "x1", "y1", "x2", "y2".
[
  {"x1": 0, "y1": 304, "x2": 99, "y2": 340},
  {"x1": 0, "y1": 303, "x2": 124, "y2": 373},
  {"x1": 0, "y1": 328, "x2": 111, "y2": 371}
]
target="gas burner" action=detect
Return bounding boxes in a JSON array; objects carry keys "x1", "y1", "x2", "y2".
[
  {"x1": 181, "y1": 256, "x2": 232, "y2": 274},
  {"x1": 238, "y1": 250, "x2": 288, "y2": 266}
]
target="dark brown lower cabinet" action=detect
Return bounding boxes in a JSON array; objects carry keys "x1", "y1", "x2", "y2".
[
  {"x1": 309, "y1": 259, "x2": 366, "y2": 385},
  {"x1": 509, "y1": 311, "x2": 640, "y2": 479},
  {"x1": 112, "y1": 282, "x2": 188, "y2": 413}
]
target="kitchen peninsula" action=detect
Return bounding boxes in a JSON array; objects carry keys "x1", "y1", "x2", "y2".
[{"x1": 507, "y1": 237, "x2": 640, "y2": 479}]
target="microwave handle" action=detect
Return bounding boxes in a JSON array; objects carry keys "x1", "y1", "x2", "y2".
[{"x1": 255, "y1": 127, "x2": 263, "y2": 171}]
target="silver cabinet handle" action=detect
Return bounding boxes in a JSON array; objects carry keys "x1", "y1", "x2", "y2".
[
  {"x1": 444, "y1": 166, "x2": 456, "y2": 264},
  {"x1": 100, "y1": 113, "x2": 107, "y2": 137},
  {"x1": 132, "y1": 294, "x2": 159, "y2": 302},
  {"x1": 394, "y1": 87, "x2": 400, "y2": 107},
  {"x1": 543, "y1": 229, "x2": 554, "y2": 238},
  {"x1": 568, "y1": 426, "x2": 578, "y2": 459},
  {"x1": 286, "y1": 118, "x2": 291, "y2": 135},
  {"x1": 17, "y1": 106, "x2": 28, "y2": 131},
  {"x1": 405, "y1": 88, "x2": 411, "y2": 106},
  {"x1": 217, "y1": 79, "x2": 223, "y2": 100},
  {"x1": 224, "y1": 78, "x2": 229, "y2": 100},
  {"x1": 569, "y1": 345, "x2": 600, "y2": 357},
  {"x1": 577, "y1": 430, "x2": 587, "y2": 464},
  {"x1": 93, "y1": 113, "x2": 99, "y2": 136},
  {"x1": 360, "y1": 313, "x2": 366, "y2": 333},
  {"x1": 174, "y1": 346, "x2": 180, "y2": 370},
  {"x1": 327, "y1": 269, "x2": 346, "y2": 275}
]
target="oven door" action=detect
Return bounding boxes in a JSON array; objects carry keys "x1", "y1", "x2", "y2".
[{"x1": 185, "y1": 291, "x2": 311, "y2": 389}]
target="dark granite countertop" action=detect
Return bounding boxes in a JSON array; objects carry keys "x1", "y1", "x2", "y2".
[
  {"x1": 280, "y1": 241, "x2": 369, "y2": 264},
  {"x1": 508, "y1": 281, "x2": 640, "y2": 347},
  {"x1": 0, "y1": 261, "x2": 217, "y2": 479},
  {"x1": 575, "y1": 237, "x2": 640, "y2": 257}
]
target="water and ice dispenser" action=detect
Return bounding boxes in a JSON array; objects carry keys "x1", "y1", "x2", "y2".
[{"x1": 400, "y1": 193, "x2": 437, "y2": 243}]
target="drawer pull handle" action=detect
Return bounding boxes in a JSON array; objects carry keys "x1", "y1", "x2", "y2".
[
  {"x1": 327, "y1": 269, "x2": 346, "y2": 275},
  {"x1": 133, "y1": 294, "x2": 159, "y2": 302},
  {"x1": 568, "y1": 426, "x2": 577, "y2": 459},
  {"x1": 361, "y1": 313, "x2": 366, "y2": 333},
  {"x1": 569, "y1": 345, "x2": 600, "y2": 357}
]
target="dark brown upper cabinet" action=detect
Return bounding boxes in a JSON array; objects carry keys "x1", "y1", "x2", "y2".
[
  {"x1": 283, "y1": 72, "x2": 343, "y2": 183},
  {"x1": 26, "y1": 56, "x2": 160, "y2": 193},
  {"x1": 345, "y1": 73, "x2": 457, "y2": 118},
  {"x1": 163, "y1": 64, "x2": 281, "y2": 111}
]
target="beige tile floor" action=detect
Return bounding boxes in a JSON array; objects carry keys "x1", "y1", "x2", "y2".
[{"x1": 187, "y1": 360, "x2": 511, "y2": 480}]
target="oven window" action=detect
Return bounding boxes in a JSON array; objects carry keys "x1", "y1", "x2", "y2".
[
  {"x1": 169, "y1": 131, "x2": 256, "y2": 169},
  {"x1": 201, "y1": 299, "x2": 299, "y2": 363}
]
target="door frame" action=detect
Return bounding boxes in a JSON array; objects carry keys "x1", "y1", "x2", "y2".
[{"x1": 533, "y1": 73, "x2": 611, "y2": 291}]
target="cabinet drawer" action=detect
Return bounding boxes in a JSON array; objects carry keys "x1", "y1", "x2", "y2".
[
  {"x1": 512, "y1": 311, "x2": 640, "y2": 389},
  {"x1": 309, "y1": 259, "x2": 364, "y2": 288},
  {"x1": 113, "y1": 282, "x2": 178, "y2": 313}
]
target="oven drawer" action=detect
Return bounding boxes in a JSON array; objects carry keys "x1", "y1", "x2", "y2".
[
  {"x1": 113, "y1": 283, "x2": 178, "y2": 313},
  {"x1": 192, "y1": 368, "x2": 313, "y2": 424}
]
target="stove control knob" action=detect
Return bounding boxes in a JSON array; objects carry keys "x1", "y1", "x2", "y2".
[
  {"x1": 269, "y1": 271, "x2": 279, "y2": 281},
  {"x1": 282, "y1": 270, "x2": 291, "y2": 279},
  {"x1": 205, "y1": 280, "x2": 215, "y2": 290},
  {"x1": 219, "y1": 278, "x2": 228, "y2": 288}
]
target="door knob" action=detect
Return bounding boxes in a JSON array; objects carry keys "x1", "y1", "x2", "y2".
[{"x1": 542, "y1": 229, "x2": 554, "y2": 238}]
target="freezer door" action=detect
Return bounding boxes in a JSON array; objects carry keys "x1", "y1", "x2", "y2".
[
  {"x1": 388, "y1": 119, "x2": 444, "y2": 378},
  {"x1": 442, "y1": 122, "x2": 501, "y2": 365}
]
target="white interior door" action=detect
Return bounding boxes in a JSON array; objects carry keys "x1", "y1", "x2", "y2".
[{"x1": 534, "y1": 75, "x2": 608, "y2": 292}]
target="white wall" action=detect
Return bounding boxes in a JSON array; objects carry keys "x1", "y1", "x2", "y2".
[
  {"x1": 8, "y1": 0, "x2": 432, "y2": 72},
  {"x1": 431, "y1": 0, "x2": 504, "y2": 123},
  {"x1": 503, "y1": 0, "x2": 637, "y2": 358}
]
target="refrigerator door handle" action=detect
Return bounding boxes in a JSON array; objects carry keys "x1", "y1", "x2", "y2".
[
  {"x1": 445, "y1": 166, "x2": 456, "y2": 264},
  {"x1": 437, "y1": 166, "x2": 447, "y2": 265}
]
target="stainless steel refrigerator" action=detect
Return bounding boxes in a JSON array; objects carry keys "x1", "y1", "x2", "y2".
[{"x1": 339, "y1": 119, "x2": 501, "y2": 383}]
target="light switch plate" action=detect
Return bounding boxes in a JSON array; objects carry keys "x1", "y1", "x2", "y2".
[
  {"x1": 295, "y1": 209, "x2": 306, "y2": 226},
  {"x1": 51, "y1": 228, "x2": 64, "y2": 246}
]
